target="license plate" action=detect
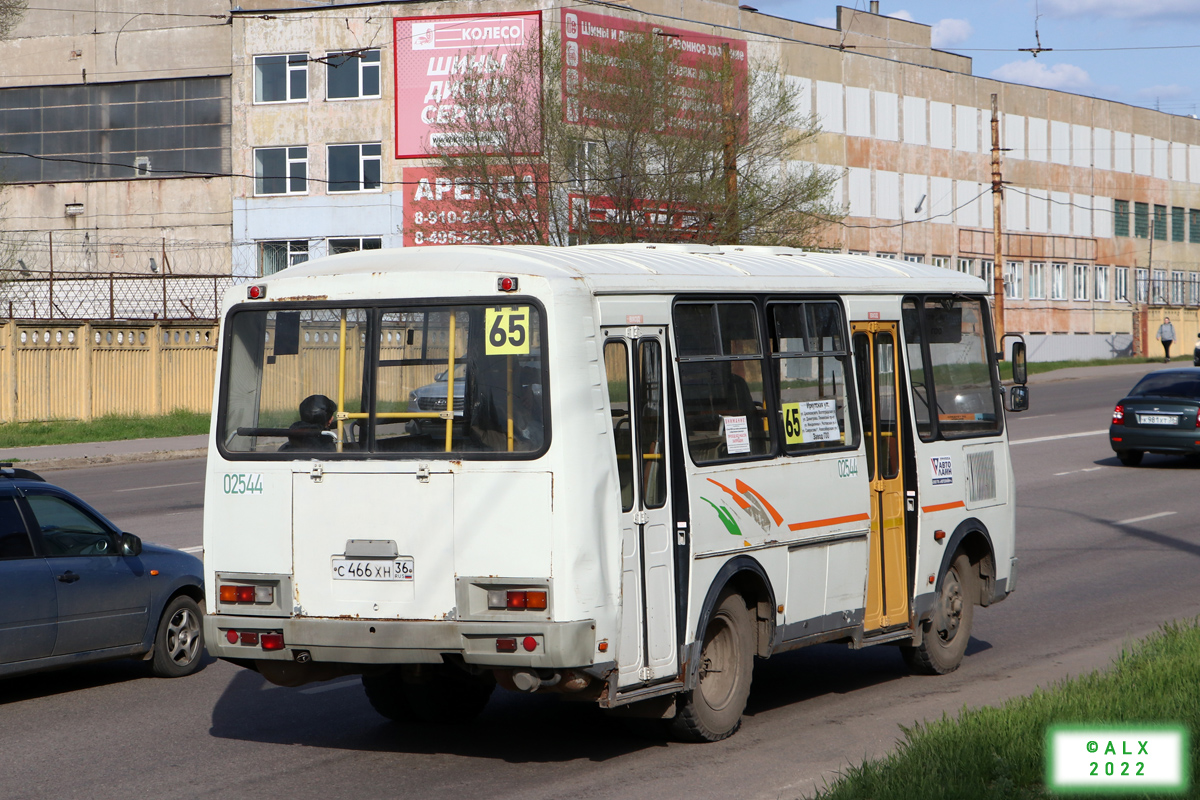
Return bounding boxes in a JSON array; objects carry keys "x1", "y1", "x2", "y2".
[
  {"x1": 331, "y1": 558, "x2": 414, "y2": 581},
  {"x1": 1138, "y1": 414, "x2": 1178, "y2": 426}
]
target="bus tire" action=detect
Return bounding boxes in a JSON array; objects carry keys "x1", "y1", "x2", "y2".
[
  {"x1": 902, "y1": 552, "x2": 976, "y2": 675},
  {"x1": 362, "y1": 665, "x2": 495, "y2": 724},
  {"x1": 671, "y1": 590, "x2": 754, "y2": 742}
]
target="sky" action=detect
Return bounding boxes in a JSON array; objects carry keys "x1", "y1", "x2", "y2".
[{"x1": 747, "y1": 0, "x2": 1200, "y2": 117}]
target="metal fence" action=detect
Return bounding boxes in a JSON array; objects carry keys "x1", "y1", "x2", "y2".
[{"x1": 0, "y1": 271, "x2": 238, "y2": 320}]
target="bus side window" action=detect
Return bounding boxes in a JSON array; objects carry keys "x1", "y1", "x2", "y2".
[
  {"x1": 901, "y1": 298, "x2": 935, "y2": 442},
  {"x1": 769, "y1": 301, "x2": 855, "y2": 455},
  {"x1": 604, "y1": 341, "x2": 635, "y2": 512}
]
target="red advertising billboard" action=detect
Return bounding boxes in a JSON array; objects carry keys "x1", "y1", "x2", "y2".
[
  {"x1": 402, "y1": 166, "x2": 548, "y2": 246},
  {"x1": 559, "y1": 9, "x2": 747, "y2": 132},
  {"x1": 568, "y1": 194, "x2": 715, "y2": 241},
  {"x1": 393, "y1": 12, "x2": 542, "y2": 159}
]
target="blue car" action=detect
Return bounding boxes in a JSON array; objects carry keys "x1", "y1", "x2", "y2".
[{"x1": 0, "y1": 465, "x2": 205, "y2": 679}]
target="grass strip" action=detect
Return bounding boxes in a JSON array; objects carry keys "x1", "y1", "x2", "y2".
[
  {"x1": 1000, "y1": 354, "x2": 1196, "y2": 381},
  {"x1": 0, "y1": 409, "x2": 209, "y2": 448},
  {"x1": 811, "y1": 620, "x2": 1200, "y2": 800}
]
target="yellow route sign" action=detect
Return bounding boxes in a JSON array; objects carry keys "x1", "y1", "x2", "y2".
[{"x1": 485, "y1": 306, "x2": 531, "y2": 355}]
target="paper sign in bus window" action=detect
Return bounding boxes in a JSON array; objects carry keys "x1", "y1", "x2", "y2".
[
  {"x1": 485, "y1": 306, "x2": 531, "y2": 355},
  {"x1": 723, "y1": 415, "x2": 750, "y2": 453},
  {"x1": 783, "y1": 399, "x2": 840, "y2": 445}
]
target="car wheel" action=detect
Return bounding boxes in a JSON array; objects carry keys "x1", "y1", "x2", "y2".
[
  {"x1": 151, "y1": 595, "x2": 204, "y2": 678},
  {"x1": 902, "y1": 552, "x2": 976, "y2": 675},
  {"x1": 1118, "y1": 450, "x2": 1143, "y2": 466},
  {"x1": 670, "y1": 589, "x2": 754, "y2": 742}
]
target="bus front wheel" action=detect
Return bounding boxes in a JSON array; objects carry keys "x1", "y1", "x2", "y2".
[
  {"x1": 671, "y1": 589, "x2": 754, "y2": 742},
  {"x1": 362, "y1": 663, "x2": 495, "y2": 724},
  {"x1": 902, "y1": 552, "x2": 976, "y2": 675}
]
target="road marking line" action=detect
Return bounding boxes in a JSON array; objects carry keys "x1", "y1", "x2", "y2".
[
  {"x1": 1011, "y1": 429, "x2": 1107, "y2": 446},
  {"x1": 114, "y1": 481, "x2": 203, "y2": 493},
  {"x1": 180, "y1": 545, "x2": 204, "y2": 553},
  {"x1": 1115, "y1": 511, "x2": 1177, "y2": 526},
  {"x1": 300, "y1": 679, "x2": 360, "y2": 695},
  {"x1": 1053, "y1": 466, "x2": 1107, "y2": 476},
  {"x1": 1017, "y1": 413, "x2": 1058, "y2": 420}
]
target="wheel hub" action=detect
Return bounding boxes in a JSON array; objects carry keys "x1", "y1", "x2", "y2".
[{"x1": 936, "y1": 570, "x2": 963, "y2": 641}]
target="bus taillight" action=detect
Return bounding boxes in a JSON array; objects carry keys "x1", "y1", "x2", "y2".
[{"x1": 487, "y1": 589, "x2": 548, "y2": 610}]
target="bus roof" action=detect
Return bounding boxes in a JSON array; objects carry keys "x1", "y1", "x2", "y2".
[{"x1": 274, "y1": 244, "x2": 990, "y2": 295}]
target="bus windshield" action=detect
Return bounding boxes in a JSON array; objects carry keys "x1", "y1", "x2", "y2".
[{"x1": 218, "y1": 303, "x2": 546, "y2": 457}]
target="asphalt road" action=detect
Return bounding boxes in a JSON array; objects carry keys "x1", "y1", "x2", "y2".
[{"x1": 6, "y1": 363, "x2": 1200, "y2": 800}]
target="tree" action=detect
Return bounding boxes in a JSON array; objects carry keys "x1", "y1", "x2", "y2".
[
  {"x1": 0, "y1": 0, "x2": 24, "y2": 39},
  {"x1": 426, "y1": 24, "x2": 841, "y2": 248}
]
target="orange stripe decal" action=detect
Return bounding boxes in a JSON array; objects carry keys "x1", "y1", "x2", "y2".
[
  {"x1": 735, "y1": 479, "x2": 784, "y2": 527},
  {"x1": 707, "y1": 478, "x2": 750, "y2": 510},
  {"x1": 787, "y1": 512, "x2": 870, "y2": 532},
  {"x1": 921, "y1": 500, "x2": 966, "y2": 514}
]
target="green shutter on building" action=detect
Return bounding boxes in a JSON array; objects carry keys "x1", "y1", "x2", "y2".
[
  {"x1": 1191, "y1": 209, "x2": 1200, "y2": 244},
  {"x1": 1154, "y1": 204, "x2": 1168, "y2": 240},
  {"x1": 1134, "y1": 202, "x2": 1149, "y2": 238},
  {"x1": 1172, "y1": 207, "x2": 1185, "y2": 242},
  {"x1": 1115, "y1": 200, "x2": 1130, "y2": 237}
]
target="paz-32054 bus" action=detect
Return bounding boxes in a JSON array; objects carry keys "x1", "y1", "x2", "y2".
[{"x1": 203, "y1": 244, "x2": 1027, "y2": 741}]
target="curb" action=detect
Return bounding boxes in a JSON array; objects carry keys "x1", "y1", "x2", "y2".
[{"x1": 19, "y1": 447, "x2": 208, "y2": 472}]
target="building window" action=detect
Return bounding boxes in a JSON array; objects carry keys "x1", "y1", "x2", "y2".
[
  {"x1": 1114, "y1": 200, "x2": 1130, "y2": 237},
  {"x1": 1172, "y1": 207, "x2": 1185, "y2": 243},
  {"x1": 1153, "y1": 204, "x2": 1168, "y2": 241},
  {"x1": 903, "y1": 254, "x2": 925, "y2": 263},
  {"x1": 327, "y1": 143, "x2": 381, "y2": 192},
  {"x1": 931, "y1": 256, "x2": 950, "y2": 269},
  {"x1": 1151, "y1": 269, "x2": 1167, "y2": 304},
  {"x1": 1171, "y1": 271, "x2": 1185, "y2": 306},
  {"x1": 328, "y1": 237, "x2": 383, "y2": 254},
  {"x1": 1072, "y1": 264, "x2": 1088, "y2": 301},
  {"x1": 1191, "y1": 209, "x2": 1200, "y2": 244},
  {"x1": 1004, "y1": 261, "x2": 1023, "y2": 299},
  {"x1": 1095, "y1": 266, "x2": 1108, "y2": 302},
  {"x1": 981, "y1": 260, "x2": 994, "y2": 293},
  {"x1": 1115, "y1": 268, "x2": 1128, "y2": 301},
  {"x1": 1135, "y1": 268, "x2": 1149, "y2": 303},
  {"x1": 1051, "y1": 263, "x2": 1067, "y2": 300},
  {"x1": 327, "y1": 49, "x2": 381, "y2": 100},
  {"x1": 254, "y1": 54, "x2": 307, "y2": 103},
  {"x1": 957, "y1": 258, "x2": 974, "y2": 275},
  {"x1": 1189, "y1": 273, "x2": 1200, "y2": 306},
  {"x1": 875, "y1": 252, "x2": 896, "y2": 259},
  {"x1": 259, "y1": 240, "x2": 309, "y2": 276},
  {"x1": 1029, "y1": 262, "x2": 1045, "y2": 299},
  {"x1": 253, "y1": 146, "x2": 307, "y2": 195},
  {"x1": 1134, "y1": 202, "x2": 1149, "y2": 239}
]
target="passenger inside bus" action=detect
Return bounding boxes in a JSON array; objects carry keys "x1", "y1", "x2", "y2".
[{"x1": 278, "y1": 394, "x2": 338, "y2": 452}]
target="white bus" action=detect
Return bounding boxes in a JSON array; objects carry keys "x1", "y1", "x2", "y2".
[{"x1": 203, "y1": 244, "x2": 1027, "y2": 741}]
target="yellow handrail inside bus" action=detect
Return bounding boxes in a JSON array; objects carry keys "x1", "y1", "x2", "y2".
[
  {"x1": 506, "y1": 354, "x2": 514, "y2": 452},
  {"x1": 445, "y1": 313, "x2": 455, "y2": 452},
  {"x1": 337, "y1": 312, "x2": 347, "y2": 454}
]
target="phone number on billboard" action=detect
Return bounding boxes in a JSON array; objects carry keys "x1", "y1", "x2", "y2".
[
  {"x1": 412, "y1": 229, "x2": 498, "y2": 245},
  {"x1": 412, "y1": 210, "x2": 540, "y2": 225}
]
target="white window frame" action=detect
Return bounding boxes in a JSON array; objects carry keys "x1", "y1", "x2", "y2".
[
  {"x1": 1004, "y1": 261, "x2": 1022, "y2": 299},
  {"x1": 1029, "y1": 262, "x2": 1045, "y2": 299},
  {"x1": 875, "y1": 252, "x2": 896, "y2": 259},
  {"x1": 1094, "y1": 266, "x2": 1109, "y2": 302},
  {"x1": 253, "y1": 146, "x2": 308, "y2": 196},
  {"x1": 981, "y1": 260, "x2": 994, "y2": 294},
  {"x1": 258, "y1": 240, "x2": 309, "y2": 276},
  {"x1": 1115, "y1": 267, "x2": 1128, "y2": 302},
  {"x1": 1171, "y1": 270, "x2": 1185, "y2": 306},
  {"x1": 957, "y1": 257, "x2": 974, "y2": 276},
  {"x1": 931, "y1": 256, "x2": 950, "y2": 270},
  {"x1": 1050, "y1": 263, "x2": 1067, "y2": 300},
  {"x1": 1072, "y1": 264, "x2": 1088, "y2": 301},
  {"x1": 1152, "y1": 269, "x2": 1168, "y2": 305},
  {"x1": 1135, "y1": 268, "x2": 1149, "y2": 303},
  {"x1": 1189, "y1": 273, "x2": 1200, "y2": 306},
  {"x1": 326, "y1": 49, "x2": 382, "y2": 100},
  {"x1": 328, "y1": 237, "x2": 383, "y2": 254},
  {"x1": 254, "y1": 54, "x2": 308, "y2": 104},
  {"x1": 327, "y1": 143, "x2": 382, "y2": 193},
  {"x1": 903, "y1": 254, "x2": 925, "y2": 264}
]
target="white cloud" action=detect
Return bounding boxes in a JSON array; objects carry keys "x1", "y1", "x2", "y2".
[
  {"x1": 1041, "y1": 0, "x2": 1200, "y2": 20},
  {"x1": 931, "y1": 18, "x2": 972, "y2": 48},
  {"x1": 1135, "y1": 84, "x2": 1192, "y2": 100},
  {"x1": 990, "y1": 60, "x2": 1093, "y2": 92},
  {"x1": 887, "y1": 9, "x2": 915, "y2": 21}
]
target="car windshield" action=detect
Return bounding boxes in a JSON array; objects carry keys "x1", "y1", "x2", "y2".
[
  {"x1": 1130, "y1": 373, "x2": 1200, "y2": 399},
  {"x1": 219, "y1": 303, "x2": 547, "y2": 457}
]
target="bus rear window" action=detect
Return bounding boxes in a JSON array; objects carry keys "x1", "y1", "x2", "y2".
[{"x1": 219, "y1": 303, "x2": 547, "y2": 458}]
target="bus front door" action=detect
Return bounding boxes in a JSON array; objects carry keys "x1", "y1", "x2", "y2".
[
  {"x1": 851, "y1": 321, "x2": 910, "y2": 632},
  {"x1": 604, "y1": 331, "x2": 678, "y2": 688}
]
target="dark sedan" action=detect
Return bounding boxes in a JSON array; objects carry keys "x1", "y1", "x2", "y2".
[
  {"x1": 0, "y1": 466, "x2": 205, "y2": 679},
  {"x1": 1109, "y1": 368, "x2": 1200, "y2": 466}
]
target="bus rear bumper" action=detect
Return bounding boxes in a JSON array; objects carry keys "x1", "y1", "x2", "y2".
[{"x1": 204, "y1": 614, "x2": 597, "y2": 668}]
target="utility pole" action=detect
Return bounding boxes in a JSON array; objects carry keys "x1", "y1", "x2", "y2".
[
  {"x1": 990, "y1": 93, "x2": 1005, "y2": 353},
  {"x1": 721, "y1": 42, "x2": 739, "y2": 245}
]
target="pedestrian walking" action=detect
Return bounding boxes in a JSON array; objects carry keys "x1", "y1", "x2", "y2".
[{"x1": 1156, "y1": 316, "x2": 1176, "y2": 362}]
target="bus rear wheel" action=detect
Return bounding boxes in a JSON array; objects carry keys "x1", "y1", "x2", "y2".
[
  {"x1": 671, "y1": 590, "x2": 754, "y2": 742},
  {"x1": 362, "y1": 664, "x2": 495, "y2": 724},
  {"x1": 902, "y1": 552, "x2": 976, "y2": 675}
]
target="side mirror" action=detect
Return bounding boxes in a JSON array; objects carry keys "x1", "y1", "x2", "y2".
[
  {"x1": 1011, "y1": 341, "x2": 1027, "y2": 385},
  {"x1": 1006, "y1": 384, "x2": 1029, "y2": 413},
  {"x1": 121, "y1": 532, "x2": 142, "y2": 557}
]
